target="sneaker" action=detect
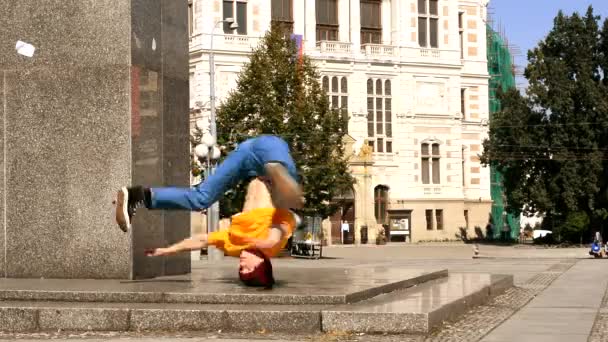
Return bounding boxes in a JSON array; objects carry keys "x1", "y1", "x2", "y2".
[{"x1": 115, "y1": 186, "x2": 146, "y2": 232}]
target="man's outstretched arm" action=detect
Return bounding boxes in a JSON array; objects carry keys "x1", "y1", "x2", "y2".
[{"x1": 146, "y1": 234, "x2": 208, "y2": 256}]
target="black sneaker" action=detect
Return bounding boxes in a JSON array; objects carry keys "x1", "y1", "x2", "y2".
[{"x1": 115, "y1": 186, "x2": 146, "y2": 232}]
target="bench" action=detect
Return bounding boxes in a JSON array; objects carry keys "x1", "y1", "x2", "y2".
[{"x1": 291, "y1": 240, "x2": 322, "y2": 259}]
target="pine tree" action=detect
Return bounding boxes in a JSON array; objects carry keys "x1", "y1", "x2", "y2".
[
  {"x1": 482, "y1": 7, "x2": 608, "y2": 241},
  {"x1": 215, "y1": 25, "x2": 354, "y2": 219}
]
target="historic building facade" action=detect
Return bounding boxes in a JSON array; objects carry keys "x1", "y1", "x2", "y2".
[{"x1": 189, "y1": 0, "x2": 492, "y2": 243}]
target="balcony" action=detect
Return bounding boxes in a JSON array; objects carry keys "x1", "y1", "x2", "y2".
[
  {"x1": 189, "y1": 33, "x2": 261, "y2": 53},
  {"x1": 189, "y1": 33, "x2": 462, "y2": 65},
  {"x1": 316, "y1": 41, "x2": 352, "y2": 54},
  {"x1": 419, "y1": 48, "x2": 441, "y2": 58},
  {"x1": 362, "y1": 44, "x2": 398, "y2": 57},
  {"x1": 356, "y1": 44, "x2": 460, "y2": 64}
]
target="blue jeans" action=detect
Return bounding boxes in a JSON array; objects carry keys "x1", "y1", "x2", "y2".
[{"x1": 149, "y1": 135, "x2": 298, "y2": 210}]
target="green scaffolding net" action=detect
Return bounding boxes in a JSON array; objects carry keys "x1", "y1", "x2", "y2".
[{"x1": 487, "y1": 25, "x2": 520, "y2": 240}]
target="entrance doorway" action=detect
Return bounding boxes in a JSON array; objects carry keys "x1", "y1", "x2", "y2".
[{"x1": 329, "y1": 188, "x2": 356, "y2": 244}]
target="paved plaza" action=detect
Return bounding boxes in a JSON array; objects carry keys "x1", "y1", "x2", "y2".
[{"x1": 0, "y1": 243, "x2": 604, "y2": 342}]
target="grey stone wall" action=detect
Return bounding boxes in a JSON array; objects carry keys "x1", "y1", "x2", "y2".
[{"x1": 0, "y1": 0, "x2": 190, "y2": 279}]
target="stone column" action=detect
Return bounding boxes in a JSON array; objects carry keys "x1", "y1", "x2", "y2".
[
  {"x1": 0, "y1": 0, "x2": 190, "y2": 279},
  {"x1": 304, "y1": 0, "x2": 317, "y2": 50},
  {"x1": 349, "y1": 0, "x2": 361, "y2": 53},
  {"x1": 338, "y1": 0, "x2": 350, "y2": 44}
]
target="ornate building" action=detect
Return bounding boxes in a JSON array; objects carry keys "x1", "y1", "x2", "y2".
[{"x1": 189, "y1": 0, "x2": 492, "y2": 243}]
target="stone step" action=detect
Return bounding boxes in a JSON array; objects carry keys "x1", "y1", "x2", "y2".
[
  {"x1": 0, "y1": 301, "x2": 324, "y2": 333},
  {"x1": 322, "y1": 273, "x2": 513, "y2": 334},
  {"x1": 0, "y1": 268, "x2": 447, "y2": 305},
  {"x1": 0, "y1": 273, "x2": 512, "y2": 335}
]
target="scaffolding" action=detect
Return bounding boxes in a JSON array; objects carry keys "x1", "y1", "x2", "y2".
[{"x1": 486, "y1": 24, "x2": 521, "y2": 240}]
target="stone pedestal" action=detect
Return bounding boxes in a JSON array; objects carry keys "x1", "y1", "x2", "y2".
[{"x1": 0, "y1": 0, "x2": 190, "y2": 279}]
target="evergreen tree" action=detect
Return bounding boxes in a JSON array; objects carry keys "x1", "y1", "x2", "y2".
[
  {"x1": 215, "y1": 25, "x2": 354, "y2": 219},
  {"x1": 482, "y1": 7, "x2": 608, "y2": 241}
]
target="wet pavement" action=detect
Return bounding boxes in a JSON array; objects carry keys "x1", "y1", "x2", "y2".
[
  {"x1": 0, "y1": 267, "x2": 446, "y2": 305},
  {"x1": 0, "y1": 244, "x2": 597, "y2": 341}
]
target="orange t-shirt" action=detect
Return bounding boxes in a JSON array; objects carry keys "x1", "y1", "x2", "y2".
[{"x1": 207, "y1": 208, "x2": 296, "y2": 258}]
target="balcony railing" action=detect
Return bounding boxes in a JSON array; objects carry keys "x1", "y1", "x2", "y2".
[
  {"x1": 189, "y1": 33, "x2": 462, "y2": 63},
  {"x1": 419, "y1": 48, "x2": 441, "y2": 58},
  {"x1": 359, "y1": 44, "x2": 460, "y2": 62},
  {"x1": 362, "y1": 44, "x2": 398, "y2": 57},
  {"x1": 316, "y1": 41, "x2": 352, "y2": 54},
  {"x1": 189, "y1": 33, "x2": 261, "y2": 52}
]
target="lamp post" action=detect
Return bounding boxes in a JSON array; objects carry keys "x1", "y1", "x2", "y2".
[
  {"x1": 193, "y1": 120, "x2": 222, "y2": 261},
  {"x1": 206, "y1": 18, "x2": 238, "y2": 261}
]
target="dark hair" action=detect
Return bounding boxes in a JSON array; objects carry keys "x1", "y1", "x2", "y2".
[{"x1": 239, "y1": 249, "x2": 275, "y2": 288}]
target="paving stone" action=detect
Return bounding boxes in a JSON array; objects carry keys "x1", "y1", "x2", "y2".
[
  {"x1": 486, "y1": 287, "x2": 537, "y2": 309},
  {"x1": 226, "y1": 309, "x2": 321, "y2": 333},
  {"x1": 588, "y1": 313, "x2": 608, "y2": 342},
  {"x1": 422, "y1": 261, "x2": 575, "y2": 342},
  {"x1": 589, "y1": 275, "x2": 608, "y2": 342},
  {"x1": 519, "y1": 272, "x2": 560, "y2": 289},
  {"x1": 130, "y1": 309, "x2": 226, "y2": 332},
  {"x1": 0, "y1": 307, "x2": 38, "y2": 332},
  {"x1": 38, "y1": 308, "x2": 129, "y2": 331},
  {"x1": 424, "y1": 305, "x2": 514, "y2": 342}
]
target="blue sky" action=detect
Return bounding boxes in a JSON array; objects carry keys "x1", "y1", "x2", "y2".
[{"x1": 490, "y1": 0, "x2": 608, "y2": 89}]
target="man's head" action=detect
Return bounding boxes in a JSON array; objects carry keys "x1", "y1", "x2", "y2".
[{"x1": 238, "y1": 249, "x2": 275, "y2": 288}]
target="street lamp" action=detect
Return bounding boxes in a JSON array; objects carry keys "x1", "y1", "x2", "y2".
[
  {"x1": 193, "y1": 123, "x2": 222, "y2": 261},
  {"x1": 206, "y1": 18, "x2": 239, "y2": 261}
]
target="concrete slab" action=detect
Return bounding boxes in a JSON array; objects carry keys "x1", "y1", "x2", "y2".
[
  {"x1": 322, "y1": 273, "x2": 513, "y2": 334},
  {"x1": 481, "y1": 332, "x2": 590, "y2": 342},
  {"x1": 0, "y1": 267, "x2": 447, "y2": 305},
  {"x1": 481, "y1": 260, "x2": 606, "y2": 342},
  {"x1": 0, "y1": 272, "x2": 511, "y2": 334},
  {"x1": 486, "y1": 307, "x2": 597, "y2": 336}
]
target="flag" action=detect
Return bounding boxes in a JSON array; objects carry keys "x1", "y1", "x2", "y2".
[{"x1": 290, "y1": 34, "x2": 304, "y2": 66}]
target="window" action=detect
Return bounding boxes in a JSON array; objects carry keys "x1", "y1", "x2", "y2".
[
  {"x1": 188, "y1": 0, "x2": 194, "y2": 37},
  {"x1": 464, "y1": 210, "x2": 469, "y2": 229},
  {"x1": 322, "y1": 76, "x2": 349, "y2": 132},
  {"x1": 316, "y1": 0, "x2": 338, "y2": 41},
  {"x1": 459, "y1": 12, "x2": 465, "y2": 58},
  {"x1": 272, "y1": 0, "x2": 293, "y2": 33},
  {"x1": 461, "y1": 145, "x2": 466, "y2": 186},
  {"x1": 360, "y1": 0, "x2": 382, "y2": 44},
  {"x1": 426, "y1": 209, "x2": 433, "y2": 230},
  {"x1": 421, "y1": 142, "x2": 440, "y2": 184},
  {"x1": 374, "y1": 186, "x2": 389, "y2": 224},
  {"x1": 418, "y1": 0, "x2": 439, "y2": 48},
  {"x1": 461, "y1": 88, "x2": 467, "y2": 118},
  {"x1": 223, "y1": 0, "x2": 247, "y2": 35},
  {"x1": 435, "y1": 209, "x2": 443, "y2": 230},
  {"x1": 367, "y1": 78, "x2": 392, "y2": 153}
]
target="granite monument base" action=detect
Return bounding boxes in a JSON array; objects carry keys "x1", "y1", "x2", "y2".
[{"x1": 0, "y1": 0, "x2": 190, "y2": 279}]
